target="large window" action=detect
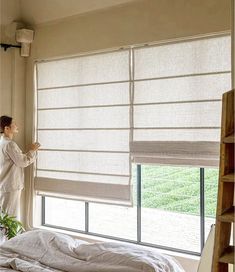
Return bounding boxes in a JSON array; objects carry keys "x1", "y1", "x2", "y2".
[
  {"x1": 35, "y1": 50, "x2": 132, "y2": 205},
  {"x1": 42, "y1": 165, "x2": 218, "y2": 255},
  {"x1": 35, "y1": 33, "x2": 230, "y2": 255}
]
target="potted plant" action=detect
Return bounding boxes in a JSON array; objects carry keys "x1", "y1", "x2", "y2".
[{"x1": 0, "y1": 211, "x2": 24, "y2": 244}]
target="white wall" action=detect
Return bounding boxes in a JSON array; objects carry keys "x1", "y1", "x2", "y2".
[
  {"x1": 20, "y1": 0, "x2": 137, "y2": 25},
  {"x1": 31, "y1": 0, "x2": 231, "y2": 60},
  {"x1": 0, "y1": 0, "x2": 26, "y2": 148},
  {"x1": 0, "y1": 0, "x2": 27, "y2": 218},
  {"x1": 0, "y1": 0, "x2": 21, "y2": 25},
  {"x1": 0, "y1": 49, "x2": 26, "y2": 147}
]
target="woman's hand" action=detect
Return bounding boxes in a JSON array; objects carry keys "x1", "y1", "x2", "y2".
[{"x1": 30, "y1": 142, "x2": 41, "y2": 151}]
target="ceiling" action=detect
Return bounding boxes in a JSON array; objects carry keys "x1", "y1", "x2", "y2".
[
  {"x1": 20, "y1": 0, "x2": 138, "y2": 25},
  {"x1": 1, "y1": 0, "x2": 21, "y2": 25}
]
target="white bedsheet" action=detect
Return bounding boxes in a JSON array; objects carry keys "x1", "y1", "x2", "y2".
[{"x1": 0, "y1": 230, "x2": 185, "y2": 272}]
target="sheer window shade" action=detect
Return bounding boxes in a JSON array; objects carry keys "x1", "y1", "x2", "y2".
[
  {"x1": 35, "y1": 50, "x2": 132, "y2": 205},
  {"x1": 131, "y1": 35, "x2": 231, "y2": 167},
  {"x1": 34, "y1": 35, "x2": 231, "y2": 204}
]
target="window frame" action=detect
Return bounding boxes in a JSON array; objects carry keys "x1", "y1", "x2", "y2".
[
  {"x1": 41, "y1": 165, "x2": 216, "y2": 256},
  {"x1": 36, "y1": 32, "x2": 229, "y2": 255}
]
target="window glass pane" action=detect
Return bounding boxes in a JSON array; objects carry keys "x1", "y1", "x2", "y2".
[
  {"x1": 38, "y1": 83, "x2": 129, "y2": 109},
  {"x1": 134, "y1": 36, "x2": 230, "y2": 79},
  {"x1": 38, "y1": 106, "x2": 129, "y2": 129},
  {"x1": 133, "y1": 35, "x2": 230, "y2": 146},
  {"x1": 89, "y1": 166, "x2": 137, "y2": 240},
  {"x1": 36, "y1": 49, "x2": 131, "y2": 205},
  {"x1": 37, "y1": 151, "x2": 130, "y2": 176},
  {"x1": 89, "y1": 203, "x2": 137, "y2": 240},
  {"x1": 44, "y1": 197, "x2": 85, "y2": 230},
  {"x1": 37, "y1": 170, "x2": 129, "y2": 184},
  {"x1": 134, "y1": 74, "x2": 230, "y2": 104},
  {"x1": 134, "y1": 128, "x2": 220, "y2": 142},
  {"x1": 134, "y1": 102, "x2": 221, "y2": 128},
  {"x1": 141, "y1": 165, "x2": 200, "y2": 253},
  {"x1": 204, "y1": 168, "x2": 219, "y2": 241},
  {"x1": 38, "y1": 50, "x2": 129, "y2": 89},
  {"x1": 38, "y1": 130, "x2": 129, "y2": 151}
]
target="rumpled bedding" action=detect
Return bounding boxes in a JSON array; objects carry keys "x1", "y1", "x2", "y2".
[{"x1": 0, "y1": 230, "x2": 185, "y2": 272}]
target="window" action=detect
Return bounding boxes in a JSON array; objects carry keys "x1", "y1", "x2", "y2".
[
  {"x1": 35, "y1": 50, "x2": 132, "y2": 205},
  {"x1": 131, "y1": 35, "x2": 231, "y2": 166},
  {"x1": 43, "y1": 197, "x2": 85, "y2": 231},
  {"x1": 140, "y1": 165, "x2": 219, "y2": 253},
  {"x1": 42, "y1": 165, "x2": 218, "y2": 255},
  {"x1": 35, "y1": 34, "x2": 230, "y2": 255},
  {"x1": 204, "y1": 168, "x2": 219, "y2": 239}
]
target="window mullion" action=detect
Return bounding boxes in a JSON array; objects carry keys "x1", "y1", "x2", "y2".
[
  {"x1": 41, "y1": 196, "x2": 45, "y2": 225},
  {"x1": 85, "y1": 202, "x2": 89, "y2": 233},
  {"x1": 137, "y1": 164, "x2": 141, "y2": 242},
  {"x1": 200, "y1": 168, "x2": 205, "y2": 252}
]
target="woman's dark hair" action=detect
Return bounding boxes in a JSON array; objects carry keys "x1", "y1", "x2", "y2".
[{"x1": 0, "y1": 116, "x2": 12, "y2": 134}]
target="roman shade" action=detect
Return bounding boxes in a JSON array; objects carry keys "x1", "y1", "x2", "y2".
[
  {"x1": 34, "y1": 50, "x2": 133, "y2": 205},
  {"x1": 131, "y1": 35, "x2": 231, "y2": 167},
  {"x1": 34, "y1": 34, "x2": 231, "y2": 205}
]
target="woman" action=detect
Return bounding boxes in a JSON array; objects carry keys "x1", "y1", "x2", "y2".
[{"x1": 0, "y1": 115, "x2": 40, "y2": 219}]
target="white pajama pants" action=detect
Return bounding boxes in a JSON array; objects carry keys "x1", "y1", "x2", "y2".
[{"x1": 0, "y1": 190, "x2": 21, "y2": 219}]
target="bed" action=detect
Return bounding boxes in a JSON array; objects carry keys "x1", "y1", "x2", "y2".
[{"x1": 0, "y1": 229, "x2": 185, "y2": 272}]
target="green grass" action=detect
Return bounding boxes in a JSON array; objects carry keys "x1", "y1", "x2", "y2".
[{"x1": 132, "y1": 165, "x2": 218, "y2": 218}]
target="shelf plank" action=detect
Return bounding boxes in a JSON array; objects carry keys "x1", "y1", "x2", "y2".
[
  {"x1": 223, "y1": 132, "x2": 235, "y2": 143},
  {"x1": 219, "y1": 246, "x2": 235, "y2": 264},
  {"x1": 218, "y1": 206, "x2": 235, "y2": 222},
  {"x1": 221, "y1": 173, "x2": 234, "y2": 182}
]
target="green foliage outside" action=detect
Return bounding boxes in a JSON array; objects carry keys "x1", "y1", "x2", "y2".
[{"x1": 132, "y1": 165, "x2": 218, "y2": 218}]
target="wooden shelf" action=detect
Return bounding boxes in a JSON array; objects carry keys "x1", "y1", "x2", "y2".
[
  {"x1": 212, "y1": 89, "x2": 234, "y2": 272},
  {"x1": 219, "y1": 206, "x2": 235, "y2": 222},
  {"x1": 221, "y1": 173, "x2": 234, "y2": 182},
  {"x1": 219, "y1": 246, "x2": 235, "y2": 264},
  {"x1": 223, "y1": 132, "x2": 235, "y2": 143}
]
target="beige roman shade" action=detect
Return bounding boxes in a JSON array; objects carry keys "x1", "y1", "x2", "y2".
[
  {"x1": 34, "y1": 34, "x2": 231, "y2": 205},
  {"x1": 131, "y1": 35, "x2": 231, "y2": 167},
  {"x1": 34, "y1": 50, "x2": 133, "y2": 205}
]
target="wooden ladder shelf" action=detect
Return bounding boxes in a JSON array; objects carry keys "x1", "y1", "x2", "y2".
[{"x1": 212, "y1": 89, "x2": 234, "y2": 272}]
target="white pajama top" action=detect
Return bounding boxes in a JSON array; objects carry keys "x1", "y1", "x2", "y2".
[{"x1": 0, "y1": 135, "x2": 36, "y2": 192}]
